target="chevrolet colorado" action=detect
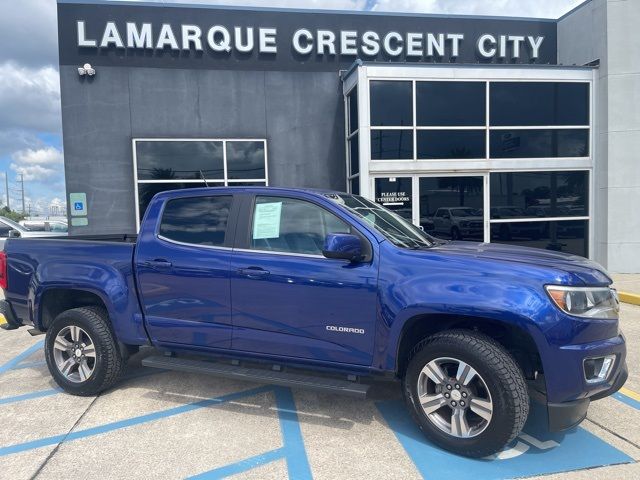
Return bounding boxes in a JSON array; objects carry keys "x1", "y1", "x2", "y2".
[{"x1": 0, "y1": 187, "x2": 627, "y2": 457}]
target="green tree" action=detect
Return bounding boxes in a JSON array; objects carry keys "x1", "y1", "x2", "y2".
[{"x1": 0, "y1": 206, "x2": 26, "y2": 222}]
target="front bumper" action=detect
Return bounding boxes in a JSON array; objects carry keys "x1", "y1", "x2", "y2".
[{"x1": 546, "y1": 360, "x2": 628, "y2": 431}]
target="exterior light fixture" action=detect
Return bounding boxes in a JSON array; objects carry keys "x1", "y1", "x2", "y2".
[{"x1": 78, "y1": 63, "x2": 96, "y2": 76}]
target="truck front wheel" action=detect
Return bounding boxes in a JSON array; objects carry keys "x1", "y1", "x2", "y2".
[
  {"x1": 44, "y1": 306, "x2": 125, "y2": 396},
  {"x1": 403, "y1": 330, "x2": 529, "y2": 457}
]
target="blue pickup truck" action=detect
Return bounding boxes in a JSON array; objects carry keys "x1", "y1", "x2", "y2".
[{"x1": 0, "y1": 187, "x2": 627, "y2": 457}]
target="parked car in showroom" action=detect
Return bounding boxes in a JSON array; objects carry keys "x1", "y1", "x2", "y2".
[
  {"x1": 0, "y1": 187, "x2": 626, "y2": 458},
  {"x1": 490, "y1": 206, "x2": 546, "y2": 240},
  {"x1": 432, "y1": 206, "x2": 484, "y2": 240}
]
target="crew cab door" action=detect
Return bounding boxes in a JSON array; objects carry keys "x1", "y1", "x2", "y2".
[
  {"x1": 230, "y1": 194, "x2": 378, "y2": 366},
  {"x1": 135, "y1": 193, "x2": 237, "y2": 349}
]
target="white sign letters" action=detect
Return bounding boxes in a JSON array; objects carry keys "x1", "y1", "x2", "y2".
[{"x1": 76, "y1": 21, "x2": 545, "y2": 60}]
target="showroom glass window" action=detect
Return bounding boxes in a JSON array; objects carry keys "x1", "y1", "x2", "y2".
[
  {"x1": 370, "y1": 81, "x2": 413, "y2": 160},
  {"x1": 134, "y1": 139, "x2": 267, "y2": 226},
  {"x1": 359, "y1": 71, "x2": 592, "y2": 258},
  {"x1": 489, "y1": 170, "x2": 589, "y2": 256},
  {"x1": 416, "y1": 81, "x2": 486, "y2": 160},
  {"x1": 489, "y1": 82, "x2": 590, "y2": 158}
]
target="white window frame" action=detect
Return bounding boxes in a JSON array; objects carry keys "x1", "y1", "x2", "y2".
[
  {"x1": 344, "y1": 86, "x2": 360, "y2": 193},
  {"x1": 132, "y1": 138, "x2": 268, "y2": 231},
  {"x1": 344, "y1": 65, "x2": 596, "y2": 258}
]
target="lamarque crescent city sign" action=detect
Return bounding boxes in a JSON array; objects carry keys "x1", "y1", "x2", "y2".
[{"x1": 76, "y1": 21, "x2": 545, "y2": 61}]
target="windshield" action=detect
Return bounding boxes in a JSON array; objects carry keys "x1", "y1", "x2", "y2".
[
  {"x1": 49, "y1": 223, "x2": 68, "y2": 232},
  {"x1": 0, "y1": 217, "x2": 26, "y2": 232},
  {"x1": 325, "y1": 194, "x2": 437, "y2": 249},
  {"x1": 450, "y1": 208, "x2": 481, "y2": 217}
]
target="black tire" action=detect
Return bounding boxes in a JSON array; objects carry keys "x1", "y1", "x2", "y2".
[
  {"x1": 451, "y1": 227, "x2": 462, "y2": 240},
  {"x1": 44, "y1": 306, "x2": 125, "y2": 396},
  {"x1": 403, "y1": 329, "x2": 529, "y2": 458}
]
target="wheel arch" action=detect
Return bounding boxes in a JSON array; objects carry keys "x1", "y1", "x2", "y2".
[
  {"x1": 37, "y1": 287, "x2": 111, "y2": 331},
  {"x1": 395, "y1": 313, "x2": 543, "y2": 382}
]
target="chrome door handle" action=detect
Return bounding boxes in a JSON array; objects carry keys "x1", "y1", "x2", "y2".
[
  {"x1": 143, "y1": 259, "x2": 173, "y2": 269},
  {"x1": 237, "y1": 267, "x2": 270, "y2": 278}
]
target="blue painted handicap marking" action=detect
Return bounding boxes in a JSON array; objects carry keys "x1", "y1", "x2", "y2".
[
  {"x1": 74, "y1": 202, "x2": 83, "y2": 210},
  {"x1": 377, "y1": 400, "x2": 633, "y2": 480}
]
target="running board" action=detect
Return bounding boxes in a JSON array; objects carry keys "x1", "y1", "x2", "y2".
[{"x1": 141, "y1": 355, "x2": 370, "y2": 398}]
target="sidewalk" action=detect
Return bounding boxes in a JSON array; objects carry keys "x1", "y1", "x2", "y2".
[{"x1": 612, "y1": 274, "x2": 640, "y2": 305}]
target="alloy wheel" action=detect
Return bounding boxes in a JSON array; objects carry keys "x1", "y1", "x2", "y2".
[
  {"x1": 52, "y1": 325, "x2": 97, "y2": 383},
  {"x1": 417, "y1": 356, "x2": 493, "y2": 438}
]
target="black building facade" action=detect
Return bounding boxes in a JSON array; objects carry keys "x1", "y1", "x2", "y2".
[{"x1": 58, "y1": 0, "x2": 596, "y2": 259}]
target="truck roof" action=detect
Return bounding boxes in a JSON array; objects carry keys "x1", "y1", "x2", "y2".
[{"x1": 151, "y1": 186, "x2": 347, "y2": 201}]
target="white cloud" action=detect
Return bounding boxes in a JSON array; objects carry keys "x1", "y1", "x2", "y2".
[
  {"x1": 11, "y1": 146, "x2": 62, "y2": 166},
  {"x1": 125, "y1": 0, "x2": 582, "y2": 17},
  {"x1": 0, "y1": 129, "x2": 45, "y2": 157},
  {"x1": 372, "y1": 0, "x2": 584, "y2": 18},
  {"x1": 0, "y1": 62, "x2": 61, "y2": 133},
  {"x1": 10, "y1": 146, "x2": 63, "y2": 182},
  {"x1": 0, "y1": 0, "x2": 58, "y2": 68},
  {"x1": 128, "y1": 0, "x2": 370, "y2": 10}
]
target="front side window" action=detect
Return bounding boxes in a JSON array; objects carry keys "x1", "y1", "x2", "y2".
[
  {"x1": 250, "y1": 196, "x2": 351, "y2": 255},
  {"x1": 159, "y1": 195, "x2": 232, "y2": 247}
]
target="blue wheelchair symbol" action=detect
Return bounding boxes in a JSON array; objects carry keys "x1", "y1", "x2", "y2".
[{"x1": 74, "y1": 202, "x2": 83, "y2": 211}]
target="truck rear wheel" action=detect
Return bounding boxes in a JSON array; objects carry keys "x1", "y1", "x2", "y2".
[
  {"x1": 44, "y1": 306, "x2": 125, "y2": 396},
  {"x1": 403, "y1": 329, "x2": 529, "y2": 458}
]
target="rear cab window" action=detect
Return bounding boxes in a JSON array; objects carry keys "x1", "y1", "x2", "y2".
[{"x1": 159, "y1": 195, "x2": 233, "y2": 247}]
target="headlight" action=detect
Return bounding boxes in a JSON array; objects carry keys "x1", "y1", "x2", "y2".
[
  {"x1": 460, "y1": 221, "x2": 469, "y2": 227},
  {"x1": 545, "y1": 285, "x2": 619, "y2": 319}
]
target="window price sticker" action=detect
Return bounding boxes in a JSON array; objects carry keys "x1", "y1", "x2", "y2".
[{"x1": 253, "y1": 201, "x2": 282, "y2": 239}]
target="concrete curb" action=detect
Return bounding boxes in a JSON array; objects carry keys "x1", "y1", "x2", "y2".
[{"x1": 619, "y1": 291, "x2": 640, "y2": 306}]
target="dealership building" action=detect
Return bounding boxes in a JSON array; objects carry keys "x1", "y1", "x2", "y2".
[{"x1": 57, "y1": 0, "x2": 640, "y2": 272}]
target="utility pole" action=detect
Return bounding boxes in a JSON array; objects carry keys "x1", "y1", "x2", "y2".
[
  {"x1": 4, "y1": 172, "x2": 9, "y2": 210},
  {"x1": 20, "y1": 173, "x2": 25, "y2": 215}
]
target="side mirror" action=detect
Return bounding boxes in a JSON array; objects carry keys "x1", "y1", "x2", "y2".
[
  {"x1": 8, "y1": 230, "x2": 21, "y2": 238},
  {"x1": 322, "y1": 233, "x2": 362, "y2": 262}
]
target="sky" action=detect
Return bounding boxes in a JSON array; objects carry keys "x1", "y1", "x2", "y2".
[{"x1": 0, "y1": 0, "x2": 585, "y2": 217}]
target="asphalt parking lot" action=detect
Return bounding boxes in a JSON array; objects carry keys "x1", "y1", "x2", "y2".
[{"x1": 0, "y1": 304, "x2": 638, "y2": 480}]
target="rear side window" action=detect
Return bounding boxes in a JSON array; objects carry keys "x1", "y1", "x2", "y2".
[{"x1": 159, "y1": 196, "x2": 232, "y2": 246}]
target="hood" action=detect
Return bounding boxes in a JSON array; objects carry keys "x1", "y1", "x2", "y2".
[{"x1": 430, "y1": 241, "x2": 611, "y2": 286}]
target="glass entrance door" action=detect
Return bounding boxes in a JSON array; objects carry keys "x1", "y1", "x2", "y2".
[
  {"x1": 373, "y1": 177, "x2": 413, "y2": 222},
  {"x1": 419, "y1": 175, "x2": 486, "y2": 241},
  {"x1": 373, "y1": 174, "x2": 488, "y2": 242}
]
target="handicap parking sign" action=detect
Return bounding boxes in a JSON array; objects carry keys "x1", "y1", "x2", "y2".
[{"x1": 69, "y1": 192, "x2": 87, "y2": 216}]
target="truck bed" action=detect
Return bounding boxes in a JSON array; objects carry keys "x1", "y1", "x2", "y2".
[
  {"x1": 3, "y1": 235, "x2": 139, "y2": 335},
  {"x1": 19, "y1": 234, "x2": 138, "y2": 243}
]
